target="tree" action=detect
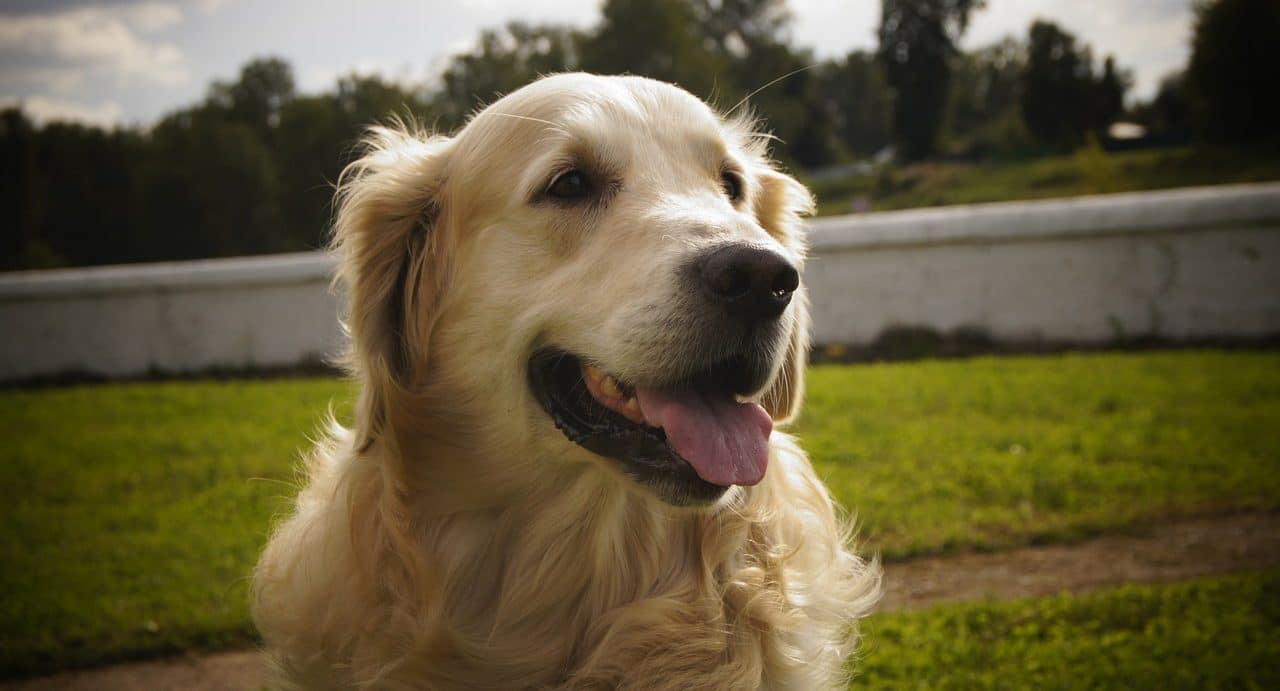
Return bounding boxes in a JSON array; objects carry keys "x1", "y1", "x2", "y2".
[
  {"x1": 277, "y1": 75, "x2": 433, "y2": 249},
  {"x1": 1020, "y1": 20, "x2": 1129, "y2": 147},
  {"x1": 434, "y1": 22, "x2": 580, "y2": 130},
  {"x1": 945, "y1": 37, "x2": 1027, "y2": 156},
  {"x1": 579, "y1": 0, "x2": 725, "y2": 98},
  {"x1": 695, "y1": 0, "x2": 793, "y2": 55},
  {"x1": 1132, "y1": 71, "x2": 1192, "y2": 138},
  {"x1": 137, "y1": 108, "x2": 285, "y2": 261},
  {"x1": 208, "y1": 57, "x2": 297, "y2": 134},
  {"x1": 1185, "y1": 0, "x2": 1280, "y2": 142},
  {"x1": 691, "y1": 0, "x2": 847, "y2": 167},
  {"x1": 0, "y1": 108, "x2": 39, "y2": 269},
  {"x1": 877, "y1": 0, "x2": 985, "y2": 160},
  {"x1": 819, "y1": 51, "x2": 893, "y2": 158}
]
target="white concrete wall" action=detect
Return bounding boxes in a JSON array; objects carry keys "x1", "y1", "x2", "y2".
[
  {"x1": 0, "y1": 253, "x2": 340, "y2": 380},
  {"x1": 805, "y1": 183, "x2": 1280, "y2": 345},
  {"x1": 2, "y1": 183, "x2": 1278, "y2": 381},
  {"x1": 803, "y1": 182, "x2": 1280, "y2": 345}
]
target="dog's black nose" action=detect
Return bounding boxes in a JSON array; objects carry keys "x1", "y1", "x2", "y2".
[{"x1": 699, "y1": 244, "x2": 799, "y2": 319}]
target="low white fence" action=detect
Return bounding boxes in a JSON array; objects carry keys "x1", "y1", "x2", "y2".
[
  {"x1": 805, "y1": 182, "x2": 1280, "y2": 346},
  {"x1": 0, "y1": 253, "x2": 339, "y2": 380},
  {"x1": 2, "y1": 183, "x2": 1278, "y2": 381}
]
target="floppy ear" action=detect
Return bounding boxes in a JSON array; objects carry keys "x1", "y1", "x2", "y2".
[
  {"x1": 330, "y1": 126, "x2": 453, "y2": 449},
  {"x1": 754, "y1": 168, "x2": 815, "y2": 424}
]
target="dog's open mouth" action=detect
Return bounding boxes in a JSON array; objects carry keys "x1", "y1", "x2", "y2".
[{"x1": 528, "y1": 349, "x2": 773, "y2": 504}]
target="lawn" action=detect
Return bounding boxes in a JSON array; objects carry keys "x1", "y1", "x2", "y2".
[
  {"x1": 1, "y1": 350, "x2": 1277, "y2": 675},
  {"x1": 800, "y1": 351, "x2": 1280, "y2": 559},
  {"x1": 858, "y1": 570, "x2": 1280, "y2": 690},
  {"x1": 806, "y1": 143, "x2": 1280, "y2": 216},
  {"x1": 0, "y1": 379, "x2": 354, "y2": 675}
]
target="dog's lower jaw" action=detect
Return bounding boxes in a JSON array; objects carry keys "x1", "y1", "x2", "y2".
[{"x1": 253, "y1": 431, "x2": 881, "y2": 691}]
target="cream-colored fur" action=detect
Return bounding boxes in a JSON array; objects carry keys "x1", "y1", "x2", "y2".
[{"x1": 253, "y1": 73, "x2": 880, "y2": 690}]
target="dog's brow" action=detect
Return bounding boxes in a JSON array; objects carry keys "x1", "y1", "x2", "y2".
[{"x1": 681, "y1": 133, "x2": 729, "y2": 170}]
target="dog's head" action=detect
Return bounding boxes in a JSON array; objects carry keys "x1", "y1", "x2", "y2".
[{"x1": 334, "y1": 74, "x2": 813, "y2": 507}]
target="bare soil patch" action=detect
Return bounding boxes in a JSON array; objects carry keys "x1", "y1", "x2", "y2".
[
  {"x1": 6, "y1": 511, "x2": 1277, "y2": 691},
  {"x1": 878, "y1": 511, "x2": 1280, "y2": 611}
]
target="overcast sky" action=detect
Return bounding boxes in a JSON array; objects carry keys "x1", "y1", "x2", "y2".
[{"x1": 0, "y1": 0, "x2": 1194, "y2": 129}]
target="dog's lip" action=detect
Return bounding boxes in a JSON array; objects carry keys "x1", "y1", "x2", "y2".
[
  {"x1": 527, "y1": 347, "x2": 770, "y2": 503},
  {"x1": 527, "y1": 347, "x2": 674, "y2": 449}
]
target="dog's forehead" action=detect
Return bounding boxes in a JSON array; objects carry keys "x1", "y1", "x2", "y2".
[{"x1": 465, "y1": 73, "x2": 730, "y2": 158}]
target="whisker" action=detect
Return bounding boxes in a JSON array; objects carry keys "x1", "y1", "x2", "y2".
[
  {"x1": 726, "y1": 64, "x2": 820, "y2": 118},
  {"x1": 490, "y1": 112, "x2": 562, "y2": 128}
]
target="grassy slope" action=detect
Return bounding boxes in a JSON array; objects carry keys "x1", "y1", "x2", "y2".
[
  {"x1": 807, "y1": 144, "x2": 1280, "y2": 216},
  {"x1": 857, "y1": 570, "x2": 1280, "y2": 690},
  {"x1": 0, "y1": 351, "x2": 1277, "y2": 674}
]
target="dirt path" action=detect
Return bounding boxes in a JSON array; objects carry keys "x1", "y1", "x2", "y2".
[
  {"x1": 878, "y1": 511, "x2": 1279, "y2": 611},
  {"x1": 6, "y1": 512, "x2": 1277, "y2": 691}
]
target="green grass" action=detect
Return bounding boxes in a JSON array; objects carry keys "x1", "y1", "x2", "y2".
[
  {"x1": 1, "y1": 350, "x2": 1278, "y2": 675},
  {"x1": 807, "y1": 144, "x2": 1280, "y2": 216},
  {"x1": 800, "y1": 351, "x2": 1280, "y2": 559},
  {"x1": 0, "y1": 379, "x2": 353, "y2": 676},
  {"x1": 857, "y1": 570, "x2": 1280, "y2": 689}
]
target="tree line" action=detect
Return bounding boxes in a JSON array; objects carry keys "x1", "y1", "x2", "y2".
[{"x1": 2, "y1": 0, "x2": 1275, "y2": 270}]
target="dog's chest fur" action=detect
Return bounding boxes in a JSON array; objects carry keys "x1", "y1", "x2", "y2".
[{"x1": 255, "y1": 436, "x2": 874, "y2": 690}]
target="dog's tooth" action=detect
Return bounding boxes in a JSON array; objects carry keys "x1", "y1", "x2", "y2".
[
  {"x1": 624, "y1": 396, "x2": 641, "y2": 418},
  {"x1": 600, "y1": 375, "x2": 622, "y2": 398},
  {"x1": 583, "y1": 364, "x2": 604, "y2": 385}
]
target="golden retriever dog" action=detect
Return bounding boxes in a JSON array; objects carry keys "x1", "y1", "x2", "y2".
[{"x1": 253, "y1": 73, "x2": 880, "y2": 690}]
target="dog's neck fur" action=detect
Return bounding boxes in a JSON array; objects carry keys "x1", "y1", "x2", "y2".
[
  {"x1": 256, "y1": 335, "x2": 878, "y2": 690},
  {"x1": 255, "y1": 407, "x2": 875, "y2": 690}
]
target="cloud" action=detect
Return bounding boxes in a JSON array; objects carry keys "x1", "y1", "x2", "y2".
[
  {"x1": 0, "y1": 0, "x2": 226, "y2": 13},
  {"x1": 298, "y1": 60, "x2": 414, "y2": 95},
  {"x1": 0, "y1": 2, "x2": 189, "y2": 94},
  {"x1": 4, "y1": 94, "x2": 123, "y2": 127},
  {"x1": 193, "y1": 0, "x2": 234, "y2": 15}
]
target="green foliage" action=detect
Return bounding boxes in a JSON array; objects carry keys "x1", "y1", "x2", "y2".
[
  {"x1": 1021, "y1": 20, "x2": 1129, "y2": 148},
  {"x1": 858, "y1": 571, "x2": 1280, "y2": 689},
  {"x1": 207, "y1": 57, "x2": 297, "y2": 135},
  {"x1": 434, "y1": 22, "x2": 583, "y2": 130},
  {"x1": 580, "y1": 0, "x2": 724, "y2": 99},
  {"x1": 877, "y1": 0, "x2": 985, "y2": 160},
  {"x1": 0, "y1": 59, "x2": 432, "y2": 270},
  {"x1": 942, "y1": 38, "x2": 1030, "y2": 157},
  {"x1": 1186, "y1": 0, "x2": 1280, "y2": 142},
  {"x1": 819, "y1": 51, "x2": 893, "y2": 159},
  {"x1": 1, "y1": 352, "x2": 1278, "y2": 673},
  {"x1": 2, "y1": 0, "x2": 1276, "y2": 270},
  {"x1": 798, "y1": 351, "x2": 1280, "y2": 558},
  {"x1": 139, "y1": 108, "x2": 286, "y2": 260},
  {"x1": 0, "y1": 112, "x2": 146, "y2": 270},
  {"x1": 1131, "y1": 71, "x2": 1193, "y2": 139}
]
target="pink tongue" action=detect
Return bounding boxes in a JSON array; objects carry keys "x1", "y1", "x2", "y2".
[{"x1": 634, "y1": 386, "x2": 773, "y2": 487}]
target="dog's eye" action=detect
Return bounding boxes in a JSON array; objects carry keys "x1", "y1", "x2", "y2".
[
  {"x1": 721, "y1": 171, "x2": 743, "y2": 202},
  {"x1": 547, "y1": 170, "x2": 592, "y2": 200}
]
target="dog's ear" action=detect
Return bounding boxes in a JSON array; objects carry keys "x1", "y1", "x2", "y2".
[
  {"x1": 330, "y1": 126, "x2": 454, "y2": 448},
  {"x1": 753, "y1": 167, "x2": 814, "y2": 424}
]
